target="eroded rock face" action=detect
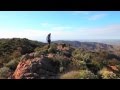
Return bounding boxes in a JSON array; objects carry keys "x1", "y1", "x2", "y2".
[
  {"x1": 12, "y1": 59, "x2": 32, "y2": 79},
  {"x1": 12, "y1": 56, "x2": 60, "y2": 79}
]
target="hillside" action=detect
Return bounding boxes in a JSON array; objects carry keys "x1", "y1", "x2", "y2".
[
  {"x1": 0, "y1": 38, "x2": 45, "y2": 65},
  {"x1": 76, "y1": 39, "x2": 120, "y2": 46},
  {"x1": 53, "y1": 40, "x2": 114, "y2": 51},
  {"x1": 54, "y1": 40, "x2": 120, "y2": 56},
  {"x1": 0, "y1": 38, "x2": 120, "y2": 79},
  {"x1": 11, "y1": 43, "x2": 120, "y2": 79}
]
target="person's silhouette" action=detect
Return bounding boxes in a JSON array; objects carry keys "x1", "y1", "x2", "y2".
[{"x1": 46, "y1": 33, "x2": 51, "y2": 48}]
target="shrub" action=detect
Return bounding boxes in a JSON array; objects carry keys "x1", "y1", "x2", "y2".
[
  {"x1": 11, "y1": 50, "x2": 22, "y2": 59},
  {"x1": 116, "y1": 64, "x2": 120, "y2": 71},
  {"x1": 86, "y1": 60, "x2": 104, "y2": 74},
  {"x1": 108, "y1": 59, "x2": 120, "y2": 66},
  {"x1": 98, "y1": 68, "x2": 118, "y2": 79},
  {"x1": 62, "y1": 51, "x2": 71, "y2": 57},
  {"x1": 72, "y1": 49, "x2": 91, "y2": 62},
  {"x1": 0, "y1": 67, "x2": 11, "y2": 79},
  {"x1": 72, "y1": 49, "x2": 81, "y2": 56},
  {"x1": 5, "y1": 59, "x2": 19, "y2": 71},
  {"x1": 34, "y1": 45, "x2": 49, "y2": 55},
  {"x1": 49, "y1": 55, "x2": 71, "y2": 73},
  {"x1": 78, "y1": 70, "x2": 98, "y2": 79},
  {"x1": 69, "y1": 59, "x2": 87, "y2": 70},
  {"x1": 48, "y1": 43, "x2": 57, "y2": 54}
]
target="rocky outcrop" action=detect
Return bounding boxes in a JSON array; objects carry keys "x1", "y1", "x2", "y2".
[
  {"x1": 11, "y1": 44, "x2": 72, "y2": 79},
  {"x1": 12, "y1": 55, "x2": 60, "y2": 79}
]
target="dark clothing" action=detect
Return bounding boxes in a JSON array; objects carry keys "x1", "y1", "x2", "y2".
[
  {"x1": 48, "y1": 39, "x2": 51, "y2": 45},
  {"x1": 46, "y1": 33, "x2": 51, "y2": 45}
]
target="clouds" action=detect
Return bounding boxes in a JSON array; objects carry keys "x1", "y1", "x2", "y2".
[
  {"x1": 0, "y1": 11, "x2": 120, "y2": 42},
  {"x1": 40, "y1": 22, "x2": 73, "y2": 30},
  {"x1": 72, "y1": 11, "x2": 107, "y2": 21},
  {"x1": 88, "y1": 13, "x2": 107, "y2": 20},
  {"x1": 40, "y1": 22, "x2": 57, "y2": 27},
  {"x1": 0, "y1": 24, "x2": 120, "y2": 41}
]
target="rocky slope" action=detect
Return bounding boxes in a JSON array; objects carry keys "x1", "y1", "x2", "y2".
[
  {"x1": 0, "y1": 38, "x2": 120, "y2": 79},
  {"x1": 11, "y1": 43, "x2": 120, "y2": 79},
  {"x1": 11, "y1": 44, "x2": 72, "y2": 79}
]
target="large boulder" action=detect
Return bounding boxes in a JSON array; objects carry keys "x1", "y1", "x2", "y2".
[{"x1": 12, "y1": 56, "x2": 60, "y2": 79}]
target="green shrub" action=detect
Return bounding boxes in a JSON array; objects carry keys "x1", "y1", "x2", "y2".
[
  {"x1": 86, "y1": 60, "x2": 104, "y2": 74},
  {"x1": 108, "y1": 59, "x2": 120, "y2": 66},
  {"x1": 72, "y1": 49, "x2": 81, "y2": 56},
  {"x1": 98, "y1": 68, "x2": 119, "y2": 79},
  {"x1": 5, "y1": 59, "x2": 19, "y2": 71},
  {"x1": 49, "y1": 55, "x2": 71, "y2": 73},
  {"x1": 34, "y1": 45, "x2": 49, "y2": 55},
  {"x1": 72, "y1": 49, "x2": 91, "y2": 62},
  {"x1": 62, "y1": 51, "x2": 71, "y2": 57},
  {"x1": 69, "y1": 59, "x2": 87, "y2": 70},
  {"x1": 79, "y1": 70, "x2": 98, "y2": 79},
  {"x1": 48, "y1": 43, "x2": 57, "y2": 54},
  {"x1": 0, "y1": 67, "x2": 11, "y2": 79}
]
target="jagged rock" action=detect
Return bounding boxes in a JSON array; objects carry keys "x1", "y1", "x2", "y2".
[
  {"x1": 12, "y1": 59, "x2": 32, "y2": 79},
  {"x1": 12, "y1": 56, "x2": 60, "y2": 79}
]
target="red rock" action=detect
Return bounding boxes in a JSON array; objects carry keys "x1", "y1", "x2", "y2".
[{"x1": 12, "y1": 56, "x2": 60, "y2": 79}]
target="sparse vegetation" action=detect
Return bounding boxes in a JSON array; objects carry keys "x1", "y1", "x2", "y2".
[
  {"x1": 69, "y1": 59, "x2": 87, "y2": 70},
  {"x1": 0, "y1": 67, "x2": 11, "y2": 79},
  {"x1": 60, "y1": 71, "x2": 81, "y2": 79},
  {"x1": 0, "y1": 38, "x2": 120, "y2": 79},
  {"x1": 98, "y1": 68, "x2": 119, "y2": 79},
  {"x1": 5, "y1": 58, "x2": 20, "y2": 71},
  {"x1": 60, "y1": 70, "x2": 98, "y2": 79}
]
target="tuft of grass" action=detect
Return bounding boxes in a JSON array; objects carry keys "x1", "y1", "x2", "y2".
[
  {"x1": 60, "y1": 70, "x2": 98, "y2": 79},
  {"x1": 60, "y1": 71, "x2": 81, "y2": 79}
]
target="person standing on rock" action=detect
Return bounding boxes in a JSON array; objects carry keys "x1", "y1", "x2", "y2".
[{"x1": 46, "y1": 33, "x2": 51, "y2": 48}]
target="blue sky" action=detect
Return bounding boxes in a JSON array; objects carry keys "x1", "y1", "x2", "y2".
[{"x1": 0, "y1": 11, "x2": 120, "y2": 42}]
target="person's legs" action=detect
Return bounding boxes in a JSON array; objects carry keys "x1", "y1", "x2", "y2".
[{"x1": 48, "y1": 40, "x2": 51, "y2": 48}]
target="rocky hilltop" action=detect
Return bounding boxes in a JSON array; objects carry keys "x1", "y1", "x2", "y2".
[
  {"x1": 11, "y1": 43, "x2": 120, "y2": 79},
  {"x1": 12, "y1": 44, "x2": 72, "y2": 79},
  {"x1": 0, "y1": 38, "x2": 120, "y2": 79}
]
